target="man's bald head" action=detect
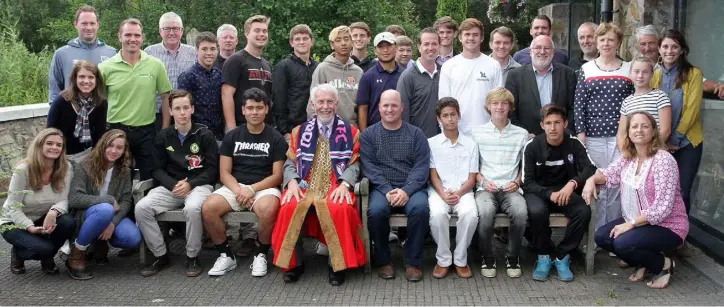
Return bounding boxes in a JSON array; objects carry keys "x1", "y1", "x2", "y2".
[
  {"x1": 379, "y1": 89, "x2": 403, "y2": 125},
  {"x1": 380, "y1": 89, "x2": 401, "y2": 104}
]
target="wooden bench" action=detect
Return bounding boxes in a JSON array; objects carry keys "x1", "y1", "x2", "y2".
[
  {"x1": 357, "y1": 179, "x2": 597, "y2": 275},
  {"x1": 133, "y1": 178, "x2": 596, "y2": 275}
]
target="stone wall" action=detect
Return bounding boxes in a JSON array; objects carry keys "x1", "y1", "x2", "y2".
[
  {"x1": 538, "y1": 3, "x2": 594, "y2": 55},
  {"x1": 615, "y1": 0, "x2": 675, "y2": 61},
  {"x1": 0, "y1": 104, "x2": 49, "y2": 192},
  {"x1": 542, "y1": 0, "x2": 676, "y2": 61}
]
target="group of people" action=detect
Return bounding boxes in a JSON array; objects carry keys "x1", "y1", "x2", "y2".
[{"x1": 0, "y1": 4, "x2": 708, "y2": 290}]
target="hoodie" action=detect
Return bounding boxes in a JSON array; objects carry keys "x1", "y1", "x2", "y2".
[
  {"x1": 48, "y1": 38, "x2": 117, "y2": 104},
  {"x1": 306, "y1": 54, "x2": 364, "y2": 125}
]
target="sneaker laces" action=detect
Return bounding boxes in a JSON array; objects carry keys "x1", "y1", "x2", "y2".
[
  {"x1": 213, "y1": 253, "x2": 230, "y2": 268},
  {"x1": 251, "y1": 254, "x2": 267, "y2": 270}
]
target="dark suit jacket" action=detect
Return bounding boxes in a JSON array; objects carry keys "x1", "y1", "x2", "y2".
[{"x1": 505, "y1": 63, "x2": 576, "y2": 136}]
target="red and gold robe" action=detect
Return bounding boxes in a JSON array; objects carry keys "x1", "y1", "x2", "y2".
[{"x1": 271, "y1": 120, "x2": 365, "y2": 272}]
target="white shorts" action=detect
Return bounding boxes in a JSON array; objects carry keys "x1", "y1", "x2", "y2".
[{"x1": 212, "y1": 184, "x2": 281, "y2": 212}]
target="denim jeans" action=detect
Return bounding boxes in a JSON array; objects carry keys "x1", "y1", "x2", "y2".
[
  {"x1": 367, "y1": 189, "x2": 429, "y2": 267},
  {"x1": 1, "y1": 214, "x2": 75, "y2": 260},
  {"x1": 595, "y1": 217, "x2": 682, "y2": 274},
  {"x1": 75, "y1": 203, "x2": 142, "y2": 249}
]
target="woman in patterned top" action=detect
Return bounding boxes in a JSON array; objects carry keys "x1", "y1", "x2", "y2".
[
  {"x1": 574, "y1": 23, "x2": 634, "y2": 231},
  {"x1": 583, "y1": 111, "x2": 688, "y2": 289},
  {"x1": 651, "y1": 29, "x2": 704, "y2": 214}
]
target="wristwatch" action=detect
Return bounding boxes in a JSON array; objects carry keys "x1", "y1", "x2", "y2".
[
  {"x1": 50, "y1": 208, "x2": 62, "y2": 216},
  {"x1": 340, "y1": 180, "x2": 353, "y2": 191}
]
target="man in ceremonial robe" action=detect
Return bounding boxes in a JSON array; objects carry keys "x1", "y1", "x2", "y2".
[{"x1": 271, "y1": 83, "x2": 365, "y2": 286}]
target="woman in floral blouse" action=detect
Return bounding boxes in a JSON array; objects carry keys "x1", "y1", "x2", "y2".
[{"x1": 583, "y1": 111, "x2": 688, "y2": 289}]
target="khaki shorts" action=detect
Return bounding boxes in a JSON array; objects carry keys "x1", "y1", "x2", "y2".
[{"x1": 212, "y1": 184, "x2": 281, "y2": 211}]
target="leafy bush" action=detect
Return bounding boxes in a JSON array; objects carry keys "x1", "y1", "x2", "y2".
[{"x1": 0, "y1": 17, "x2": 52, "y2": 107}]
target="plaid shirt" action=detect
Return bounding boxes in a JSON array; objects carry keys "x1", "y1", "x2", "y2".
[{"x1": 144, "y1": 43, "x2": 197, "y2": 112}]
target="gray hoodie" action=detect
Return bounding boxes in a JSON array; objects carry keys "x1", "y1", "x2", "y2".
[
  {"x1": 306, "y1": 54, "x2": 363, "y2": 125},
  {"x1": 48, "y1": 38, "x2": 117, "y2": 103}
]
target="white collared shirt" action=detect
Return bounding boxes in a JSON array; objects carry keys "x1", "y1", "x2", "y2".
[
  {"x1": 415, "y1": 58, "x2": 438, "y2": 79},
  {"x1": 428, "y1": 133, "x2": 479, "y2": 191},
  {"x1": 471, "y1": 120, "x2": 529, "y2": 189}
]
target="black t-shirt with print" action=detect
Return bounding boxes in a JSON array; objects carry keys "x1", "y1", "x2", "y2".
[
  {"x1": 221, "y1": 50, "x2": 274, "y2": 126},
  {"x1": 219, "y1": 124, "x2": 288, "y2": 185}
]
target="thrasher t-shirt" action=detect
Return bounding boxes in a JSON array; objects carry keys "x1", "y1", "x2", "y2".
[
  {"x1": 219, "y1": 124, "x2": 288, "y2": 185},
  {"x1": 221, "y1": 50, "x2": 273, "y2": 126}
]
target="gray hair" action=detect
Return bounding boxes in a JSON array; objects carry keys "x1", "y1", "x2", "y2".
[
  {"x1": 529, "y1": 35, "x2": 555, "y2": 49},
  {"x1": 217, "y1": 24, "x2": 238, "y2": 38},
  {"x1": 577, "y1": 22, "x2": 598, "y2": 34},
  {"x1": 159, "y1": 12, "x2": 183, "y2": 29},
  {"x1": 635, "y1": 25, "x2": 660, "y2": 43},
  {"x1": 310, "y1": 83, "x2": 339, "y2": 103}
]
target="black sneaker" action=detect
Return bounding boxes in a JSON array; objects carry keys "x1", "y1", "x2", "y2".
[
  {"x1": 506, "y1": 257, "x2": 522, "y2": 278},
  {"x1": 480, "y1": 258, "x2": 497, "y2": 278},
  {"x1": 140, "y1": 254, "x2": 171, "y2": 277},
  {"x1": 185, "y1": 257, "x2": 202, "y2": 277}
]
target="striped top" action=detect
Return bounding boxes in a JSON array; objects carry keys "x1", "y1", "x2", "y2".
[
  {"x1": 619, "y1": 89, "x2": 671, "y2": 125},
  {"x1": 471, "y1": 120, "x2": 529, "y2": 189},
  {"x1": 574, "y1": 60, "x2": 634, "y2": 137}
]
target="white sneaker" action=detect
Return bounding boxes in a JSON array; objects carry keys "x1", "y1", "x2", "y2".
[
  {"x1": 250, "y1": 253, "x2": 268, "y2": 277},
  {"x1": 208, "y1": 253, "x2": 237, "y2": 276},
  {"x1": 388, "y1": 231, "x2": 398, "y2": 242},
  {"x1": 316, "y1": 242, "x2": 329, "y2": 256}
]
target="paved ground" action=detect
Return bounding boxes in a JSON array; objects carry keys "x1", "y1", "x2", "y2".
[{"x1": 1, "y1": 232, "x2": 723, "y2": 306}]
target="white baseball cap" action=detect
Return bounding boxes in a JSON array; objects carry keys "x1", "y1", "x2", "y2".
[{"x1": 373, "y1": 32, "x2": 396, "y2": 46}]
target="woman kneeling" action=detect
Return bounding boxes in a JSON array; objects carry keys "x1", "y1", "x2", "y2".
[
  {"x1": 66, "y1": 129, "x2": 141, "y2": 279},
  {"x1": 583, "y1": 111, "x2": 688, "y2": 289},
  {"x1": 0, "y1": 128, "x2": 75, "y2": 274}
]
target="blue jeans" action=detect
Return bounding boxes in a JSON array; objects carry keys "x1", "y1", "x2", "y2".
[
  {"x1": 367, "y1": 189, "x2": 429, "y2": 267},
  {"x1": 1, "y1": 214, "x2": 75, "y2": 260},
  {"x1": 673, "y1": 143, "x2": 703, "y2": 214},
  {"x1": 595, "y1": 217, "x2": 682, "y2": 274},
  {"x1": 75, "y1": 203, "x2": 142, "y2": 249}
]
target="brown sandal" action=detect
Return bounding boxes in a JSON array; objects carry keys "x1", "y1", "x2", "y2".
[{"x1": 647, "y1": 259, "x2": 675, "y2": 289}]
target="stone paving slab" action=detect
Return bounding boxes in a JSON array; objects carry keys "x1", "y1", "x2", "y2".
[{"x1": 1, "y1": 236, "x2": 723, "y2": 306}]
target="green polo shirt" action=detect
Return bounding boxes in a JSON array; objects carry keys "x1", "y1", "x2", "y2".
[{"x1": 99, "y1": 51, "x2": 172, "y2": 126}]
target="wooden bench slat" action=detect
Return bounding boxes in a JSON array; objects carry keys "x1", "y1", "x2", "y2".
[
  {"x1": 154, "y1": 210, "x2": 259, "y2": 223},
  {"x1": 389, "y1": 213, "x2": 570, "y2": 227}
]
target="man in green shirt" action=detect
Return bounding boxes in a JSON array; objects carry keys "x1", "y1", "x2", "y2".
[{"x1": 99, "y1": 18, "x2": 172, "y2": 180}]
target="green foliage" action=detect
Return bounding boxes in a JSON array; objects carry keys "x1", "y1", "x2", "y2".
[
  {"x1": 436, "y1": 0, "x2": 468, "y2": 24},
  {"x1": 0, "y1": 7, "x2": 52, "y2": 107},
  {"x1": 10, "y1": 0, "x2": 418, "y2": 66}
]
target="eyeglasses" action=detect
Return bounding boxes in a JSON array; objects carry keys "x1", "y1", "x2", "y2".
[
  {"x1": 531, "y1": 46, "x2": 553, "y2": 52},
  {"x1": 162, "y1": 27, "x2": 182, "y2": 33}
]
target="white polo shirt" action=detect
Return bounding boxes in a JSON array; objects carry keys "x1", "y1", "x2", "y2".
[
  {"x1": 428, "y1": 133, "x2": 479, "y2": 191},
  {"x1": 438, "y1": 53, "x2": 503, "y2": 136},
  {"x1": 471, "y1": 120, "x2": 528, "y2": 189}
]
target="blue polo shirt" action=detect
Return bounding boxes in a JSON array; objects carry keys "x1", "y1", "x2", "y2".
[{"x1": 356, "y1": 62, "x2": 402, "y2": 126}]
